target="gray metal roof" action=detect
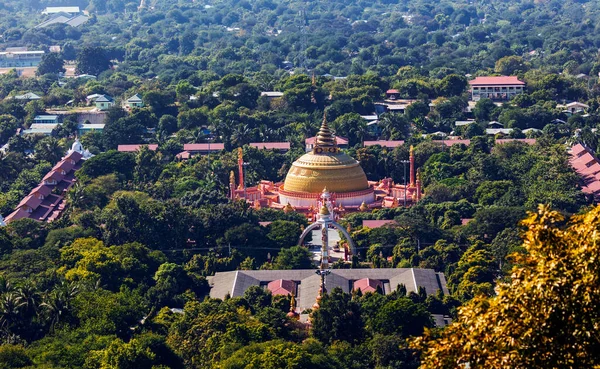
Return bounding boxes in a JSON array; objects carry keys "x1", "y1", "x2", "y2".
[{"x1": 209, "y1": 268, "x2": 449, "y2": 310}]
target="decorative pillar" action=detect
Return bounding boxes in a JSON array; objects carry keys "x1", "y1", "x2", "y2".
[
  {"x1": 237, "y1": 147, "x2": 245, "y2": 191},
  {"x1": 409, "y1": 145, "x2": 415, "y2": 188},
  {"x1": 321, "y1": 214, "x2": 329, "y2": 270},
  {"x1": 229, "y1": 171, "x2": 236, "y2": 199},
  {"x1": 416, "y1": 168, "x2": 422, "y2": 201}
]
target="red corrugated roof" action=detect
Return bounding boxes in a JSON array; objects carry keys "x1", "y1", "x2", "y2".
[
  {"x1": 364, "y1": 140, "x2": 405, "y2": 148},
  {"x1": 469, "y1": 76, "x2": 525, "y2": 86},
  {"x1": 305, "y1": 136, "x2": 349, "y2": 145},
  {"x1": 183, "y1": 143, "x2": 225, "y2": 151},
  {"x1": 43, "y1": 170, "x2": 64, "y2": 182},
  {"x1": 4, "y1": 208, "x2": 30, "y2": 223},
  {"x1": 496, "y1": 139, "x2": 536, "y2": 145},
  {"x1": 30, "y1": 184, "x2": 52, "y2": 197},
  {"x1": 64, "y1": 150, "x2": 83, "y2": 162},
  {"x1": 175, "y1": 151, "x2": 191, "y2": 160},
  {"x1": 117, "y1": 144, "x2": 159, "y2": 152},
  {"x1": 52, "y1": 159, "x2": 74, "y2": 172},
  {"x1": 249, "y1": 142, "x2": 291, "y2": 150},
  {"x1": 17, "y1": 195, "x2": 42, "y2": 210},
  {"x1": 362, "y1": 220, "x2": 396, "y2": 228}
]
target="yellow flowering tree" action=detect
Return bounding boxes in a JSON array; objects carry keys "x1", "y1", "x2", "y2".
[{"x1": 414, "y1": 205, "x2": 600, "y2": 368}]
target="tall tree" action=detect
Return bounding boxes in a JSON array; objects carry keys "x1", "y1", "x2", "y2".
[
  {"x1": 75, "y1": 46, "x2": 112, "y2": 76},
  {"x1": 415, "y1": 205, "x2": 600, "y2": 368},
  {"x1": 36, "y1": 53, "x2": 65, "y2": 76}
]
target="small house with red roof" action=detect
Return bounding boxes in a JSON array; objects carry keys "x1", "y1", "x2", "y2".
[
  {"x1": 469, "y1": 76, "x2": 525, "y2": 101},
  {"x1": 386, "y1": 89, "x2": 400, "y2": 100}
]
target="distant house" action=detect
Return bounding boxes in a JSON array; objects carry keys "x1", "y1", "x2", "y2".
[
  {"x1": 117, "y1": 144, "x2": 159, "y2": 152},
  {"x1": 124, "y1": 94, "x2": 144, "y2": 110},
  {"x1": 486, "y1": 128, "x2": 513, "y2": 136},
  {"x1": 386, "y1": 89, "x2": 400, "y2": 100},
  {"x1": 469, "y1": 76, "x2": 525, "y2": 101},
  {"x1": 95, "y1": 95, "x2": 114, "y2": 111},
  {"x1": 12, "y1": 92, "x2": 41, "y2": 101},
  {"x1": 77, "y1": 123, "x2": 105, "y2": 136},
  {"x1": 33, "y1": 115, "x2": 60, "y2": 124},
  {"x1": 487, "y1": 121, "x2": 504, "y2": 129},
  {"x1": 36, "y1": 13, "x2": 89, "y2": 28},
  {"x1": 22, "y1": 123, "x2": 61, "y2": 136},
  {"x1": 455, "y1": 120, "x2": 475, "y2": 127},
  {"x1": 0, "y1": 50, "x2": 44, "y2": 68},
  {"x1": 260, "y1": 91, "x2": 284, "y2": 101},
  {"x1": 557, "y1": 102, "x2": 589, "y2": 115},
  {"x1": 249, "y1": 142, "x2": 291, "y2": 152},
  {"x1": 42, "y1": 6, "x2": 80, "y2": 14},
  {"x1": 363, "y1": 140, "x2": 405, "y2": 148}
]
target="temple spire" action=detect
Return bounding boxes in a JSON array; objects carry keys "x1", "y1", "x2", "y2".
[
  {"x1": 409, "y1": 145, "x2": 415, "y2": 188},
  {"x1": 237, "y1": 147, "x2": 244, "y2": 190},
  {"x1": 314, "y1": 113, "x2": 337, "y2": 148}
]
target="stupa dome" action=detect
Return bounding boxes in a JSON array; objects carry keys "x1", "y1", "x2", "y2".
[{"x1": 283, "y1": 118, "x2": 369, "y2": 194}]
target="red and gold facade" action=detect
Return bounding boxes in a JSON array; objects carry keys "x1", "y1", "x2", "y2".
[{"x1": 231, "y1": 117, "x2": 423, "y2": 219}]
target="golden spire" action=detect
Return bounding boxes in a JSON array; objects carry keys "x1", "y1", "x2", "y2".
[
  {"x1": 320, "y1": 204, "x2": 330, "y2": 216},
  {"x1": 283, "y1": 203, "x2": 294, "y2": 213},
  {"x1": 238, "y1": 147, "x2": 243, "y2": 161},
  {"x1": 322, "y1": 186, "x2": 328, "y2": 193},
  {"x1": 410, "y1": 145, "x2": 414, "y2": 156},
  {"x1": 359, "y1": 201, "x2": 369, "y2": 212},
  {"x1": 229, "y1": 170, "x2": 235, "y2": 186},
  {"x1": 315, "y1": 113, "x2": 337, "y2": 148}
]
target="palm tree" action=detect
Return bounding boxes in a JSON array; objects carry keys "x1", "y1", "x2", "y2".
[
  {"x1": 231, "y1": 124, "x2": 253, "y2": 147},
  {"x1": 15, "y1": 283, "x2": 39, "y2": 320},
  {"x1": 40, "y1": 282, "x2": 79, "y2": 332},
  {"x1": 0, "y1": 293, "x2": 23, "y2": 335},
  {"x1": 0, "y1": 276, "x2": 13, "y2": 295}
]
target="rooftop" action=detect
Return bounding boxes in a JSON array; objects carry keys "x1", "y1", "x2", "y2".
[
  {"x1": 117, "y1": 144, "x2": 158, "y2": 152},
  {"x1": 209, "y1": 268, "x2": 449, "y2": 310},
  {"x1": 469, "y1": 76, "x2": 525, "y2": 86}
]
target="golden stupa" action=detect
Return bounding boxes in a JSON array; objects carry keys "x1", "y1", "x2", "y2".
[{"x1": 283, "y1": 117, "x2": 369, "y2": 194}]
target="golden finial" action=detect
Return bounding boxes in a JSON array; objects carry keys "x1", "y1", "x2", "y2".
[
  {"x1": 359, "y1": 201, "x2": 369, "y2": 212},
  {"x1": 416, "y1": 168, "x2": 421, "y2": 182},
  {"x1": 238, "y1": 147, "x2": 243, "y2": 161},
  {"x1": 314, "y1": 112, "x2": 337, "y2": 148},
  {"x1": 391, "y1": 197, "x2": 399, "y2": 208},
  {"x1": 320, "y1": 204, "x2": 330, "y2": 216},
  {"x1": 229, "y1": 170, "x2": 235, "y2": 186},
  {"x1": 322, "y1": 186, "x2": 328, "y2": 193},
  {"x1": 283, "y1": 203, "x2": 294, "y2": 214},
  {"x1": 312, "y1": 72, "x2": 316, "y2": 85},
  {"x1": 410, "y1": 145, "x2": 414, "y2": 156}
]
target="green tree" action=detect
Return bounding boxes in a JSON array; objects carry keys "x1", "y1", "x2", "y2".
[
  {"x1": 415, "y1": 205, "x2": 600, "y2": 368},
  {"x1": 311, "y1": 288, "x2": 364, "y2": 344},
  {"x1": 75, "y1": 46, "x2": 112, "y2": 76},
  {"x1": 36, "y1": 52, "x2": 65, "y2": 76}
]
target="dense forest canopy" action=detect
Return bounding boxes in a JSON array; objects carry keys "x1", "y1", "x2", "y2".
[{"x1": 0, "y1": 0, "x2": 598, "y2": 368}]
